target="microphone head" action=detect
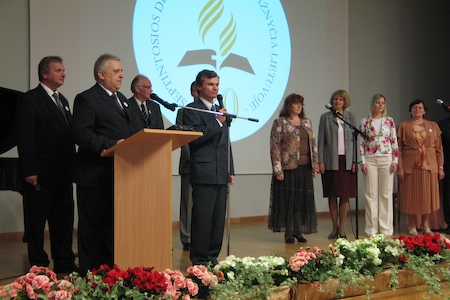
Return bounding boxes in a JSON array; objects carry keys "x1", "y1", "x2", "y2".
[
  {"x1": 325, "y1": 103, "x2": 333, "y2": 109},
  {"x1": 437, "y1": 98, "x2": 444, "y2": 105},
  {"x1": 150, "y1": 93, "x2": 158, "y2": 100},
  {"x1": 217, "y1": 94, "x2": 223, "y2": 101}
]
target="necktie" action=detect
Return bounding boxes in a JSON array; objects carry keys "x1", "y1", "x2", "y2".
[
  {"x1": 113, "y1": 93, "x2": 123, "y2": 109},
  {"x1": 53, "y1": 92, "x2": 69, "y2": 125},
  {"x1": 211, "y1": 105, "x2": 216, "y2": 111},
  {"x1": 141, "y1": 103, "x2": 150, "y2": 128}
]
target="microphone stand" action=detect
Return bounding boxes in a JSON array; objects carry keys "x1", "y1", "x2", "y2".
[
  {"x1": 176, "y1": 104, "x2": 258, "y2": 256},
  {"x1": 333, "y1": 111, "x2": 368, "y2": 239}
]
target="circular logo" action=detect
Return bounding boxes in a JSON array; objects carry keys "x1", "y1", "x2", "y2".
[{"x1": 133, "y1": 0, "x2": 291, "y2": 142}]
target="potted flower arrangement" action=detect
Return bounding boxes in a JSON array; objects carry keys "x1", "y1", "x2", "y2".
[
  {"x1": 0, "y1": 265, "x2": 75, "y2": 299},
  {"x1": 2, "y1": 232, "x2": 450, "y2": 299},
  {"x1": 208, "y1": 255, "x2": 296, "y2": 299},
  {"x1": 287, "y1": 233, "x2": 450, "y2": 299}
]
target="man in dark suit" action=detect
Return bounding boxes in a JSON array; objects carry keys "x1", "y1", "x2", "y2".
[
  {"x1": 177, "y1": 81, "x2": 198, "y2": 251},
  {"x1": 128, "y1": 75, "x2": 164, "y2": 129},
  {"x1": 182, "y1": 69, "x2": 235, "y2": 266},
  {"x1": 72, "y1": 54, "x2": 142, "y2": 274},
  {"x1": 16, "y1": 56, "x2": 76, "y2": 272},
  {"x1": 438, "y1": 117, "x2": 450, "y2": 233}
]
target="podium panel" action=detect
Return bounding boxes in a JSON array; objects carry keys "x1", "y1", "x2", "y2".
[{"x1": 102, "y1": 129, "x2": 202, "y2": 270}]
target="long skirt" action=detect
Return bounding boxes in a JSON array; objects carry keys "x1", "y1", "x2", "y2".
[
  {"x1": 268, "y1": 164, "x2": 318, "y2": 234},
  {"x1": 398, "y1": 168, "x2": 440, "y2": 215}
]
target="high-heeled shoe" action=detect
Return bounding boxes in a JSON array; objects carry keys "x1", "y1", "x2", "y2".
[
  {"x1": 421, "y1": 227, "x2": 432, "y2": 235},
  {"x1": 285, "y1": 237, "x2": 294, "y2": 244},
  {"x1": 293, "y1": 234, "x2": 307, "y2": 243},
  {"x1": 328, "y1": 232, "x2": 338, "y2": 239},
  {"x1": 338, "y1": 233, "x2": 347, "y2": 239},
  {"x1": 408, "y1": 227, "x2": 418, "y2": 236}
]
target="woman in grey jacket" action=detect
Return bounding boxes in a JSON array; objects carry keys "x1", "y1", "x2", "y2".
[{"x1": 318, "y1": 90, "x2": 357, "y2": 239}]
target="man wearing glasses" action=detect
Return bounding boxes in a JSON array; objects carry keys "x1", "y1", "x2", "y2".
[{"x1": 129, "y1": 75, "x2": 164, "y2": 129}]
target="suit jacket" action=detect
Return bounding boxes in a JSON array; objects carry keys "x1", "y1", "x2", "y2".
[
  {"x1": 438, "y1": 117, "x2": 450, "y2": 172},
  {"x1": 318, "y1": 110, "x2": 358, "y2": 170},
  {"x1": 128, "y1": 97, "x2": 164, "y2": 129},
  {"x1": 72, "y1": 83, "x2": 142, "y2": 186},
  {"x1": 16, "y1": 84, "x2": 74, "y2": 183},
  {"x1": 182, "y1": 99, "x2": 234, "y2": 185},
  {"x1": 176, "y1": 109, "x2": 190, "y2": 175}
]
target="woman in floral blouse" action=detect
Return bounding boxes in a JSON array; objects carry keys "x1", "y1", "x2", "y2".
[
  {"x1": 359, "y1": 94, "x2": 398, "y2": 237},
  {"x1": 269, "y1": 93, "x2": 319, "y2": 243}
]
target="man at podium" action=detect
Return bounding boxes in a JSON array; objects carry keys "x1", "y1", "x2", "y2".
[
  {"x1": 72, "y1": 54, "x2": 143, "y2": 274},
  {"x1": 128, "y1": 75, "x2": 164, "y2": 129},
  {"x1": 182, "y1": 70, "x2": 235, "y2": 266}
]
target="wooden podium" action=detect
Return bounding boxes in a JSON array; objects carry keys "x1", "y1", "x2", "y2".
[{"x1": 101, "y1": 129, "x2": 202, "y2": 271}]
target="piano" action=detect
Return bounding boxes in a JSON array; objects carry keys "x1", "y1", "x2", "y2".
[{"x1": 0, "y1": 87, "x2": 24, "y2": 194}]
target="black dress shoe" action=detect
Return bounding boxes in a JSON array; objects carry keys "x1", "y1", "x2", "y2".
[
  {"x1": 183, "y1": 243, "x2": 191, "y2": 251},
  {"x1": 294, "y1": 234, "x2": 307, "y2": 243},
  {"x1": 285, "y1": 237, "x2": 294, "y2": 244}
]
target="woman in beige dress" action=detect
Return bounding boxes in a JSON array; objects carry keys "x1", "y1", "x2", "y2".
[{"x1": 397, "y1": 99, "x2": 444, "y2": 235}]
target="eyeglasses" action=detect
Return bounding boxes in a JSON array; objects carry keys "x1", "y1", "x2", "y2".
[{"x1": 138, "y1": 85, "x2": 152, "y2": 89}]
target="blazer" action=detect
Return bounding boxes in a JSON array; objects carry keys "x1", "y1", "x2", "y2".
[
  {"x1": 15, "y1": 84, "x2": 74, "y2": 184},
  {"x1": 438, "y1": 117, "x2": 450, "y2": 171},
  {"x1": 72, "y1": 83, "x2": 142, "y2": 186},
  {"x1": 270, "y1": 117, "x2": 319, "y2": 176},
  {"x1": 318, "y1": 110, "x2": 357, "y2": 171},
  {"x1": 128, "y1": 97, "x2": 164, "y2": 129},
  {"x1": 397, "y1": 119, "x2": 443, "y2": 174},
  {"x1": 182, "y1": 99, "x2": 234, "y2": 185},
  {"x1": 176, "y1": 109, "x2": 190, "y2": 175}
]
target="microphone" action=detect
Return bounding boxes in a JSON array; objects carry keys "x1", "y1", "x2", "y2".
[
  {"x1": 217, "y1": 94, "x2": 224, "y2": 109},
  {"x1": 437, "y1": 98, "x2": 450, "y2": 111},
  {"x1": 325, "y1": 103, "x2": 342, "y2": 116},
  {"x1": 150, "y1": 93, "x2": 177, "y2": 111}
]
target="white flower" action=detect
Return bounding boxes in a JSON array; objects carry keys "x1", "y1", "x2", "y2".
[{"x1": 227, "y1": 271, "x2": 235, "y2": 280}]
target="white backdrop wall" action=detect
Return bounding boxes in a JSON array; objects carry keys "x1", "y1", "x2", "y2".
[{"x1": 1, "y1": 0, "x2": 450, "y2": 234}]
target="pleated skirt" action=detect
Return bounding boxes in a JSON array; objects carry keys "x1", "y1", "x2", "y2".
[
  {"x1": 398, "y1": 168, "x2": 440, "y2": 214},
  {"x1": 268, "y1": 164, "x2": 318, "y2": 234}
]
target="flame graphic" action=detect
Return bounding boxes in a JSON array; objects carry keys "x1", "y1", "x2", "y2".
[{"x1": 198, "y1": 0, "x2": 237, "y2": 59}]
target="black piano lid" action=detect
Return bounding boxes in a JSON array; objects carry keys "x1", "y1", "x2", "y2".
[{"x1": 0, "y1": 87, "x2": 23, "y2": 154}]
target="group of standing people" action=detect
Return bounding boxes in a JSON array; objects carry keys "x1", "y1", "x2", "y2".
[
  {"x1": 16, "y1": 54, "x2": 233, "y2": 273},
  {"x1": 269, "y1": 90, "x2": 446, "y2": 242},
  {"x1": 16, "y1": 54, "x2": 166, "y2": 275}
]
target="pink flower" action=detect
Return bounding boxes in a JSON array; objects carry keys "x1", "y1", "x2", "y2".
[
  {"x1": 172, "y1": 275, "x2": 186, "y2": 289},
  {"x1": 55, "y1": 289, "x2": 72, "y2": 299},
  {"x1": 25, "y1": 283, "x2": 37, "y2": 299},
  {"x1": 42, "y1": 281, "x2": 54, "y2": 292},
  {"x1": 32, "y1": 275, "x2": 50, "y2": 289},
  {"x1": 10, "y1": 282, "x2": 23, "y2": 291},
  {"x1": 185, "y1": 278, "x2": 199, "y2": 296},
  {"x1": 187, "y1": 265, "x2": 208, "y2": 279},
  {"x1": 201, "y1": 272, "x2": 218, "y2": 286}
]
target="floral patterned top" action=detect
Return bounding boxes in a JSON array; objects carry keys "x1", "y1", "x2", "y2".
[
  {"x1": 359, "y1": 116, "x2": 399, "y2": 164},
  {"x1": 270, "y1": 117, "x2": 319, "y2": 176}
]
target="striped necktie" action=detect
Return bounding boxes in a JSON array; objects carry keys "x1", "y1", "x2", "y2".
[
  {"x1": 53, "y1": 92, "x2": 69, "y2": 125},
  {"x1": 141, "y1": 103, "x2": 150, "y2": 128}
]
